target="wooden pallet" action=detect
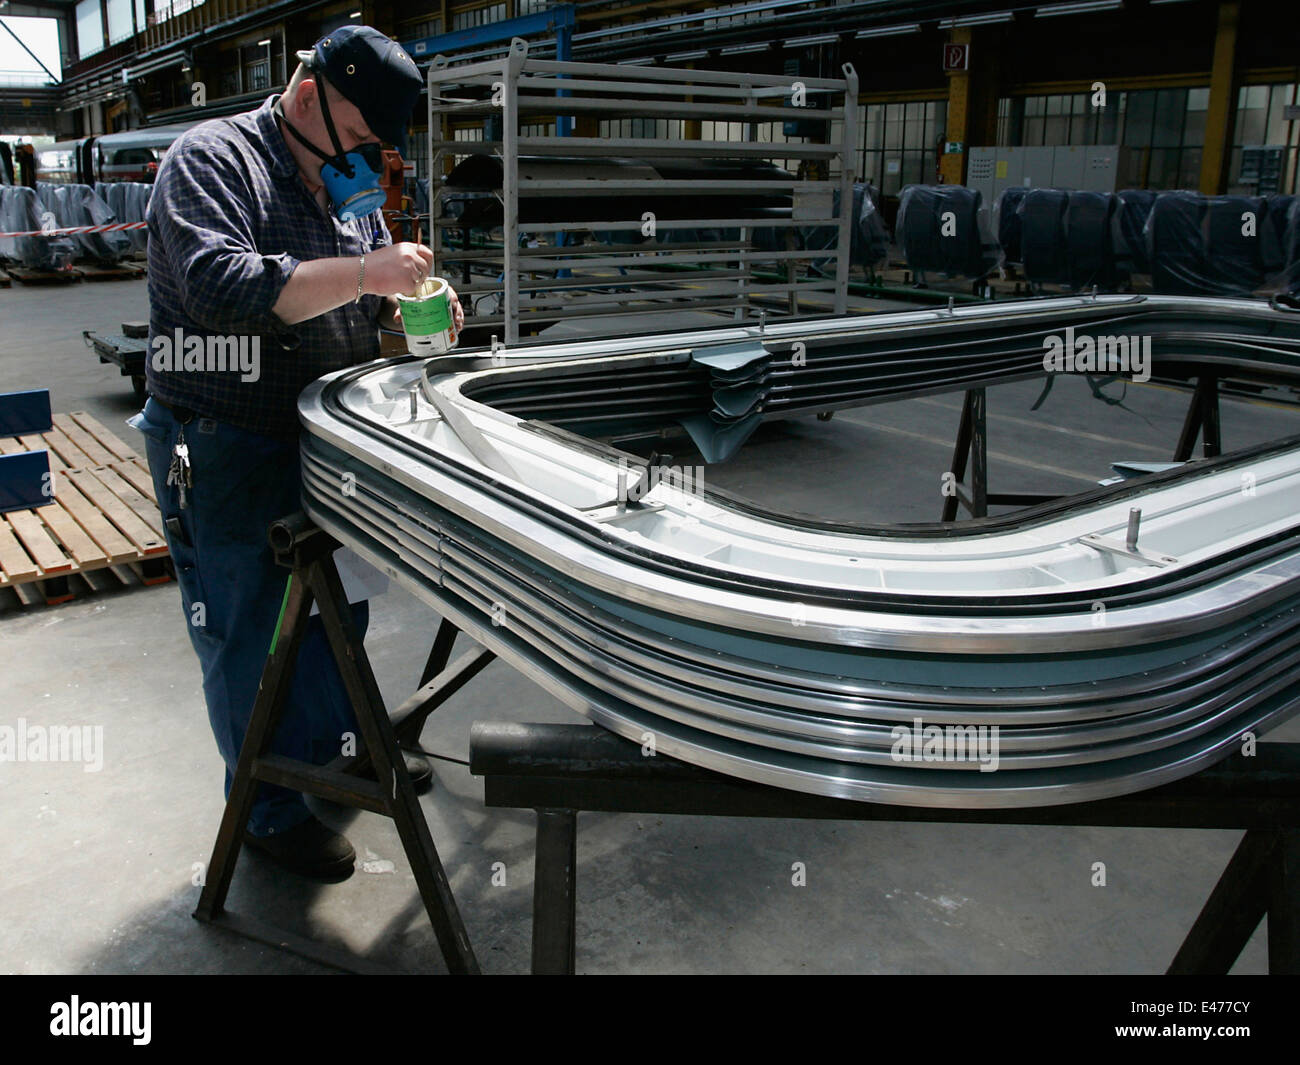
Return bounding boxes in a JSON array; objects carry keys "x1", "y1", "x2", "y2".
[
  {"x1": 984, "y1": 275, "x2": 1035, "y2": 298},
  {"x1": 0, "y1": 411, "x2": 171, "y2": 607},
  {"x1": 0, "y1": 560, "x2": 168, "y2": 609},
  {"x1": 79, "y1": 261, "x2": 146, "y2": 282},
  {"x1": 3, "y1": 266, "x2": 83, "y2": 285},
  {"x1": 871, "y1": 266, "x2": 915, "y2": 286}
]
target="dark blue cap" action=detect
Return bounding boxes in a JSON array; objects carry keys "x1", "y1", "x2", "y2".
[{"x1": 298, "y1": 25, "x2": 423, "y2": 149}]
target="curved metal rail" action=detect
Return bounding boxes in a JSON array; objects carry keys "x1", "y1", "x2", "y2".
[{"x1": 299, "y1": 294, "x2": 1300, "y2": 807}]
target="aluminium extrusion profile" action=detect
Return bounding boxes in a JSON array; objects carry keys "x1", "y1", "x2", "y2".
[{"x1": 299, "y1": 294, "x2": 1300, "y2": 807}]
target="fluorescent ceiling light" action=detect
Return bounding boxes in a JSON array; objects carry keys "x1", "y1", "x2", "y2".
[
  {"x1": 1038, "y1": 0, "x2": 1122, "y2": 15},
  {"x1": 257, "y1": 38, "x2": 271, "y2": 46},
  {"x1": 787, "y1": 33, "x2": 839, "y2": 47},
  {"x1": 949, "y1": 11, "x2": 1014, "y2": 26},
  {"x1": 721, "y1": 42, "x2": 768, "y2": 55},
  {"x1": 618, "y1": 56, "x2": 655, "y2": 66},
  {"x1": 855, "y1": 24, "x2": 921, "y2": 38},
  {"x1": 666, "y1": 49, "x2": 708, "y2": 61}
]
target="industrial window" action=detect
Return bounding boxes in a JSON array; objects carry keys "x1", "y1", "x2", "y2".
[
  {"x1": 105, "y1": 0, "x2": 135, "y2": 45},
  {"x1": 245, "y1": 57, "x2": 270, "y2": 93},
  {"x1": 452, "y1": 4, "x2": 508, "y2": 31},
  {"x1": 1230, "y1": 82, "x2": 1299, "y2": 196},
  {"x1": 407, "y1": 129, "x2": 430, "y2": 180},
  {"x1": 155, "y1": 0, "x2": 204, "y2": 23},
  {"x1": 859, "y1": 99, "x2": 947, "y2": 197},
  {"x1": 998, "y1": 88, "x2": 1208, "y2": 192},
  {"x1": 402, "y1": 17, "x2": 444, "y2": 40},
  {"x1": 700, "y1": 3, "x2": 784, "y2": 26},
  {"x1": 0, "y1": 15, "x2": 61, "y2": 84},
  {"x1": 450, "y1": 125, "x2": 484, "y2": 166},
  {"x1": 75, "y1": 0, "x2": 104, "y2": 59},
  {"x1": 600, "y1": 118, "x2": 684, "y2": 139}
]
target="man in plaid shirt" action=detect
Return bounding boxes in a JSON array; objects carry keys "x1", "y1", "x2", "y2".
[{"x1": 132, "y1": 26, "x2": 462, "y2": 880}]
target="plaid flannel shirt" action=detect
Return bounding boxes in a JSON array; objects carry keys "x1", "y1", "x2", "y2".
[{"x1": 145, "y1": 95, "x2": 391, "y2": 437}]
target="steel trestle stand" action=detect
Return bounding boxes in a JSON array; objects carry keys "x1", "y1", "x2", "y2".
[
  {"x1": 192, "y1": 512, "x2": 494, "y2": 974},
  {"x1": 942, "y1": 387, "x2": 1064, "y2": 521},
  {"x1": 470, "y1": 723, "x2": 1300, "y2": 975}
]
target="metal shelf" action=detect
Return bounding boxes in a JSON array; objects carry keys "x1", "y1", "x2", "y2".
[
  {"x1": 434, "y1": 137, "x2": 842, "y2": 159},
  {"x1": 444, "y1": 250, "x2": 834, "y2": 271},
  {"x1": 440, "y1": 240, "x2": 757, "y2": 260},
  {"x1": 437, "y1": 95, "x2": 834, "y2": 122},
  {"x1": 427, "y1": 37, "x2": 857, "y2": 343},
  {"x1": 432, "y1": 216, "x2": 827, "y2": 231}
]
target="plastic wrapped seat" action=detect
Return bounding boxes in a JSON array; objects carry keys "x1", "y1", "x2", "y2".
[
  {"x1": 994, "y1": 186, "x2": 1028, "y2": 266},
  {"x1": 96, "y1": 182, "x2": 151, "y2": 254},
  {"x1": 896, "y1": 184, "x2": 992, "y2": 280},
  {"x1": 0, "y1": 185, "x2": 76, "y2": 269},
  {"x1": 1264, "y1": 194, "x2": 1295, "y2": 276},
  {"x1": 1147, "y1": 191, "x2": 1207, "y2": 295},
  {"x1": 1204, "y1": 195, "x2": 1269, "y2": 295},
  {"x1": 1148, "y1": 191, "x2": 1274, "y2": 297},
  {"x1": 1064, "y1": 190, "x2": 1119, "y2": 290},
  {"x1": 35, "y1": 182, "x2": 130, "y2": 262},
  {"x1": 1018, "y1": 188, "x2": 1069, "y2": 285},
  {"x1": 1116, "y1": 189, "x2": 1157, "y2": 275}
]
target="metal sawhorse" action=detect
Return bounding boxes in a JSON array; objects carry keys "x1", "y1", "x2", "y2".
[
  {"x1": 470, "y1": 721, "x2": 1300, "y2": 975},
  {"x1": 192, "y1": 513, "x2": 495, "y2": 974}
]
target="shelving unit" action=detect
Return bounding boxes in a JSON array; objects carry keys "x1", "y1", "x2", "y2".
[{"x1": 426, "y1": 38, "x2": 858, "y2": 343}]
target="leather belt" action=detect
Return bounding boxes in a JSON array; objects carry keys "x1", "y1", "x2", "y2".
[{"x1": 151, "y1": 394, "x2": 197, "y2": 424}]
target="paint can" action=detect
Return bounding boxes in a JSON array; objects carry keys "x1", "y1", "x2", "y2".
[{"x1": 395, "y1": 276, "x2": 457, "y2": 354}]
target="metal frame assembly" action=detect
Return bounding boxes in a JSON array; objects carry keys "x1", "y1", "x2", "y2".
[
  {"x1": 470, "y1": 722, "x2": 1300, "y2": 975},
  {"x1": 192, "y1": 514, "x2": 492, "y2": 975},
  {"x1": 426, "y1": 38, "x2": 857, "y2": 342},
  {"x1": 298, "y1": 294, "x2": 1300, "y2": 809}
]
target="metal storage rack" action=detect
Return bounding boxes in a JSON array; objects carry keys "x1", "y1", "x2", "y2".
[{"x1": 426, "y1": 38, "x2": 858, "y2": 343}]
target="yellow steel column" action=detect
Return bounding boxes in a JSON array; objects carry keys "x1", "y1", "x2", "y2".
[
  {"x1": 1200, "y1": 1, "x2": 1240, "y2": 194},
  {"x1": 685, "y1": 62, "x2": 701, "y2": 140},
  {"x1": 940, "y1": 28, "x2": 973, "y2": 186}
]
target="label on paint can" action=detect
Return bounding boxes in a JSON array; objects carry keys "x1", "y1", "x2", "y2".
[{"x1": 396, "y1": 277, "x2": 457, "y2": 354}]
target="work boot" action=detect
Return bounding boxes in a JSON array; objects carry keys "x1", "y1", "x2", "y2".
[
  {"x1": 242, "y1": 815, "x2": 356, "y2": 882},
  {"x1": 359, "y1": 750, "x2": 434, "y2": 794}
]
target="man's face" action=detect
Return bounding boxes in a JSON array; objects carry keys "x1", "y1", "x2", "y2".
[{"x1": 284, "y1": 74, "x2": 379, "y2": 186}]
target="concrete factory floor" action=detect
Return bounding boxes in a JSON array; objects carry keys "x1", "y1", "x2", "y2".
[{"x1": 3, "y1": 278, "x2": 1299, "y2": 975}]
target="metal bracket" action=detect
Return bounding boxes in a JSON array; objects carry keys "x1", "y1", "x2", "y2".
[
  {"x1": 582, "y1": 458, "x2": 668, "y2": 523},
  {"x1": 583, "y1": 499, "x2": 666, "y2": 524},
  {"x1": 1079, "y1": 507, "x2": 1178, "y2": 567},
  {"x1": 1078, "y1": 533, "x2": 1177, "y2": 567}
]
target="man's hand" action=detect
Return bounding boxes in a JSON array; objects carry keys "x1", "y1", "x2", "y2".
[
  {"x1": 364, "y1": 242, "x2": 435, "y2": 297},
  {"x1": 271, "y1": 244, "x2": 458, "y2": 326}
]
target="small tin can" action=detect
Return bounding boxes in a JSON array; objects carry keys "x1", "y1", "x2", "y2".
[{"x1": 395, "y1": 276, "x2": 457, "y2": 354}]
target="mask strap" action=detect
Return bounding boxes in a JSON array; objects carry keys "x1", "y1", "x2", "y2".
[
  {"x1": 274, "y1": 74, "x2": 353, "y2": 177},
  {"x1": 313, "y1": 76, "x2": 353, "y2": 177}
]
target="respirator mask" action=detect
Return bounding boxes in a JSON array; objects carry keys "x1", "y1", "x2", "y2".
[{"x1": 276, "y1": 77, "x2": 386, "y2": 223}]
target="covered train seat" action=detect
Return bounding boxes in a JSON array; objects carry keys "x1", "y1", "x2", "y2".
[
  {"x1": 1147, "y1": 191, "x2": 1278, "y2": 297},
  {"x1": 1019, "y1": 189, "x2": 1120, "y2": 290},
  {"x1": 34, "y1": 182, "x2": 130, "y2": 262},
  {"x1": 896, "y1": 184, "x2": 994, "y2": 280},
  {"x1": 1116, "y1": 188, "x2": 1157, "y2": 275},
  {"x1": 0, "y1": 185, "x2": 76, "y2": 269}
]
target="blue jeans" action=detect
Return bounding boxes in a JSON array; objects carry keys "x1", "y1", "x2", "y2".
[{"x1": 132, "y1": 397, "x2": 364, "y2": 836}]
